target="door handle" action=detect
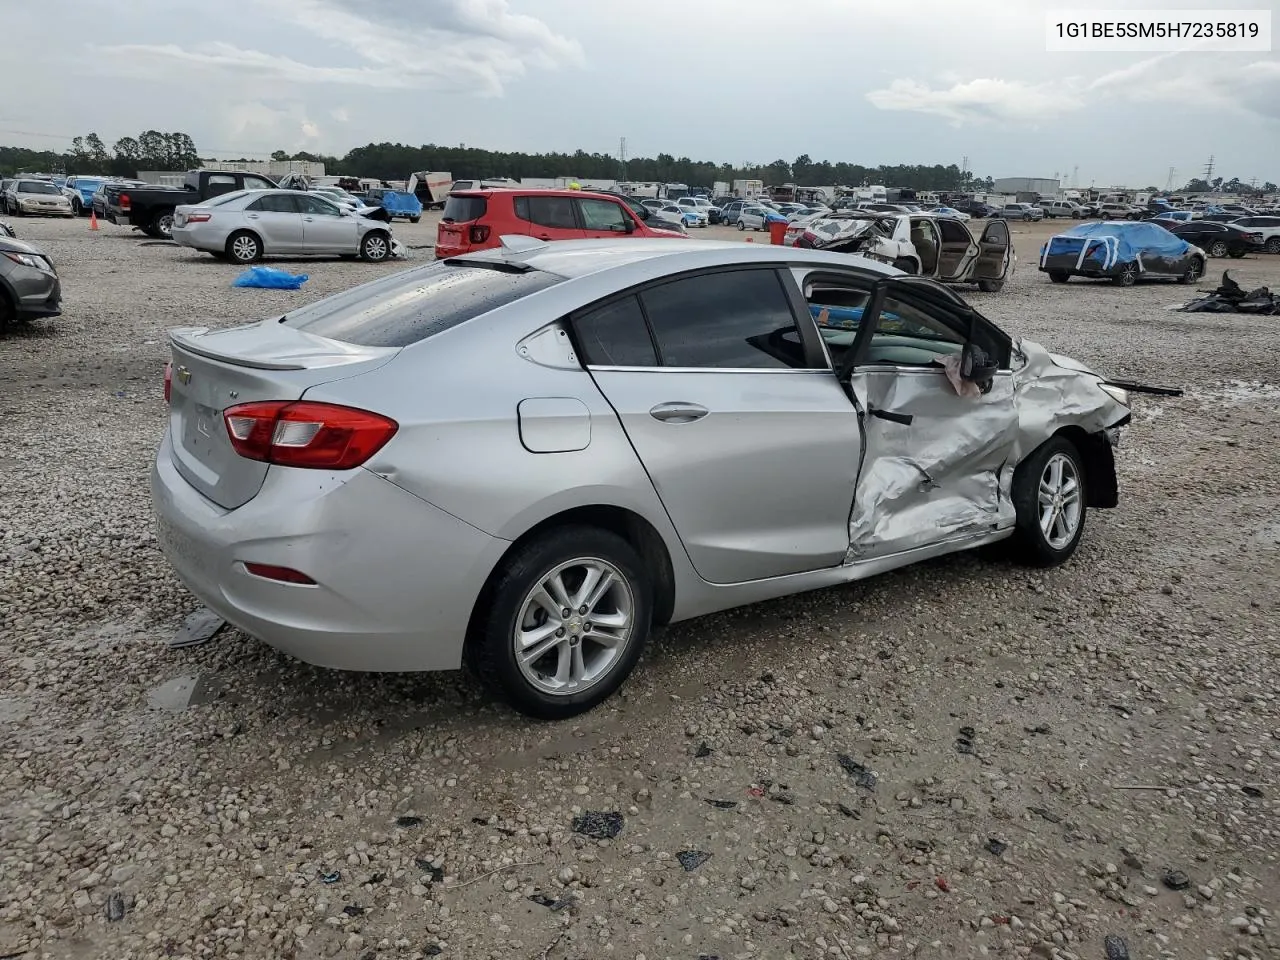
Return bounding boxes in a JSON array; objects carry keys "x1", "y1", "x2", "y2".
[
  {"x1": 649, "y1": 402, "x2": 708, "y2": 423},
  {"x1": 246, "y1": 214, "x2": 259, "y2": 219},
  {"x1": 303, "y1": 217, "x2": 315, "y2": 222}
]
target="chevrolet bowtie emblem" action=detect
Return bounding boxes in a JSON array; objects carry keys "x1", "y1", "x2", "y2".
[{"x1": 176, "y1": 366, "x2": 192, "y2": 384}]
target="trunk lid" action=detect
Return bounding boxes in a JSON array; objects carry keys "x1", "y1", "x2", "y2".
[{"x1": 166, "y1": 322, "x2": 398, "y2": 509}]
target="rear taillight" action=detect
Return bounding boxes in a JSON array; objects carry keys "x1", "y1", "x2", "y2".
[
  {"x1": 164, "y1": 361, "x2": 172, "y2": 403},
  {"x1": 119, "y1": 193, "x2": 130, "y2": 211},
  {"x1": 222, "y1": 401, "x2": 398, "y2": 470},
  {"x1": 469, "y1": 225, "x2": 490, "y2": 244},
  {"x1": 186, "y1": 213, "x2": 212, "y2": 223}
]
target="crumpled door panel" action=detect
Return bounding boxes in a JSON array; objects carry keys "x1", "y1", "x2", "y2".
[{"x1": 846, "y1": 368, "x2": 1018, "y2": 561}]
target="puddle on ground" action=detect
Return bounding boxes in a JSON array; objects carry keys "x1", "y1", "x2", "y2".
[
  {"x1": 148, "y1": 673, "x2": 225, "y2": 713},
  {"x1": 1193, "y1": 380, "x2": 1280, "y2": 408}
]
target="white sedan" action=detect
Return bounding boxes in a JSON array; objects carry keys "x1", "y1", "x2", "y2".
[
  {"x1": 171, "y1": 189, "x2": 399, "y2": 263},
  {"x1": 929, "y1": 206, "x2": 972, "y2": 222}
]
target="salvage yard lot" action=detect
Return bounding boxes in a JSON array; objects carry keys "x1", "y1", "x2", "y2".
[{"x1": 1, "y1": 214, "x2": 1278, "y2": 960}]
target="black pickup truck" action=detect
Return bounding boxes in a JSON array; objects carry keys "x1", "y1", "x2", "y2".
[{"x1": 101, "y1": 169, "x2": 278, "y2": 239}]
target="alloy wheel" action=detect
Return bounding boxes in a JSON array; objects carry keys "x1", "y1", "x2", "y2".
[
  {"x1": 513, "y1": 557, "x2": 635, "y2": 697},
  {"x1": 1038, "y1": 453, "x2": 1082, "y2": 550}
]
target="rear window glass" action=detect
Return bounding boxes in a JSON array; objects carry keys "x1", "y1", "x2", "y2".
[
  {"x1": 443, "y1": 195, "x2": 487, "y2": 222},
  {"x1": 281, "y1": 262, "x2": 564, "y2": 348}
]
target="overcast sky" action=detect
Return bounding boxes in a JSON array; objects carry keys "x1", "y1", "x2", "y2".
[{"x1": 3, "y1": 0, "x2": 1276, "y2": 188}]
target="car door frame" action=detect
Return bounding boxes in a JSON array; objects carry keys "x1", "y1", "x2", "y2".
[
  {"x1": 573, "y1": 195, "x2": 636, "y2": 239},
  {"x1": 242, "y1": 193, "x2": 306, "y2": 253},
  {"x1": 296, "y1": 193, "x2": 358, "y2": 253},
  {"x1": 828, "y1": 273, "x2": 1019, "y2": 562},
  {"x1": 971, "y1": 219, "x2": 1012, "y2": 282},
  {"x1": 566, "y1": 263, "x2": 864, "y2": 584},
  {"x1": 934, "y1": 216, "x2": 980, "y2": 280}
]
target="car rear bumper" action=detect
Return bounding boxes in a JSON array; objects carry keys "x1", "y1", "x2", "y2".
[
  {"x1": 171, "y1": 224, "x2": 221, "y2": 252},
  {"x1": 150, "y1": 430, "x2": 509, "y2": 672}
]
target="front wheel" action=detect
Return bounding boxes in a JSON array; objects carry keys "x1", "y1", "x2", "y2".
[
  {"x1": 409, "y1": 216, "x2": 421, "y2": 224},
  {"x1": 1048, "y1": 270, "x2": 1070, "y2": 284},
  {"x1": 467, "y1": 526, "x2": 652, "y2": 719},
  {"x1": 977, "y1": 279, "x2": 1004, "y2": 292},
  {"x1": 1011, "y1": 436, "x2": 1087, "y2": 567},
  {"x1": 1227, "y1": 250, "x2": 1246, "y2": 259},
  {"x1": 1265, "y1": 237, "x2": 1280, "y2": 254},
  {"x1": 737, "y1": 220, "x2": 745, "y2": 231},
  {"x1": 1178, "y1": 258, "x2": 1203, "y2": 284},
  {"x1": 72, "y1": 199, "x2": 83, "y2": 216},
  {"x1": 359, "y1": 231, "x2": 391, "y2": 262}
]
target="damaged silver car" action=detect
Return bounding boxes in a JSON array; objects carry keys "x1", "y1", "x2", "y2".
[
  {"x1": 785, "y1": 211, "x2": 1014, "y2": 292},
  {"x1": 151, "y1": 238, "x2": 1148, "y2": 720}
]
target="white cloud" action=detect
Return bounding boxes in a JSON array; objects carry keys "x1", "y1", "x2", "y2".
[
  {"x1": 330, "y1": 107, "x2": 350, "y2": 123},
  {"x1": 301, "y1": 120, "x2": 320, "y2": 139},
  {"x1": 220, "y1": 101, "x2": 322, "y2": 154},
  {"x1": 865, "y1": 77, "x2": 1082, "y2": 125},
  {"x1": 868, "y1": 53, "x2": 1280, "y2": 126}
]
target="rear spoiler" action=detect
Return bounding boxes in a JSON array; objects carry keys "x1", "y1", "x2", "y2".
[{"x1": 169, "y1": 327, "x2": 307, "y2": 370}]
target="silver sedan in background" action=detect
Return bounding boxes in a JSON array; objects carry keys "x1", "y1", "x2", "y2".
[
  {"x1": 151, "y1": 237, "x2": 1138, "y2": 719},
  {"x1": 171, "y1": 189, "x2": 397, "y2": 263}
]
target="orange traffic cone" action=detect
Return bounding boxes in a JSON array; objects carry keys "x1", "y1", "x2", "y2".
[
  {"x1": 89, "y1": 210, "x2": 100, "y2": 231},
  {"x1": 745, "y1": 236, "x2": 753, "y2": 242}
]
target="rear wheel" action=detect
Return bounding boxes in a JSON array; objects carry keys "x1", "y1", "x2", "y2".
[
  {"x1": 467, "y1": 526, "x2": 652, "y2": 719},
  {"x1": 1227, "y1": 249, "x2": 1246, "y2": 259},
  {"x1": 226, "y1": 230, "x2": 262, "y2": 264},
  {"x1": 1112, "y1": 263, "x2": 1138, "y2": 286},
  {"x1": 409, "y1": 216, "x2": 421, "y2": 224},
  {"x1": 1208, "y1": 240, "x2": 1228, "y2": 258},
  {"x1": 1048, "y1": 270, "x2": 1070, "y2": 283},
  {"x1": 149, "y1": 212, "x2": 174, "y2": 240},
  {"x1": 1011, "y1": 436, "x2": 1087, "y2": 567},
  {"x1": 737, "y1": 220, "x2": 745, "y2": 231},
  {"x1": 977, "y1": 279, "x2": 1004, "y2": 293},
  {"x1": 359, "y1": 231, "x2": 390, "y2": 262}
]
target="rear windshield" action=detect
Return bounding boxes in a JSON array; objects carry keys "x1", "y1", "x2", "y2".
[
  {"x1": 443, "y1": 195, "x2": 487, "y2": 223},
  {"x1": 281, "y1": 262, "x2": 564, "y2": 347}
]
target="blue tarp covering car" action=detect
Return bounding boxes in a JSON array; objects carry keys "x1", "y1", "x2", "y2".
[{"x1": 1038, "y1": 221, "x2": 1206, "y2": 287}]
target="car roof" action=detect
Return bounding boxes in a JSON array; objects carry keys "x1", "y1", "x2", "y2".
[
  {"x1": 452, "y1": 188, "x2": 615, "y2": 200},
  {"x1": 453, "y1": 237, "x2": 902, "y2": 281}
]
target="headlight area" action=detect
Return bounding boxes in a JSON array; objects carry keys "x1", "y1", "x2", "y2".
[{"x1": 1097, "y1": 382, "x2": 1130, "y2": 407}]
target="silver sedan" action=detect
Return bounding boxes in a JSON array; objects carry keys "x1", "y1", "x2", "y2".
[
  {"x1": 151, "y1": 237, "x2": 1136, "y2": 718},
  {"x1": 171, "y1": 189, "x2": 396, "y2": 263}
]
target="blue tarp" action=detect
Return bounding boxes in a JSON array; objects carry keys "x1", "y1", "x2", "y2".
[
  {"x1": 1040, "y1": 221, "x2": 1193, "y2": 271},
  {"x1": 232, "y1": 267, "x2": 309, "y2": 290},
  {"x1": 379, "y1": 191, "x2": 423, "y2": 217}
]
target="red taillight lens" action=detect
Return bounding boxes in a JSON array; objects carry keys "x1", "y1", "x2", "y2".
[
  {"x1": 164, "y1": 361, "x2": 172, "y2": 403},
  {"x1": 223, "y1": 401, "x2": 398, "y2": 470},
  {"x1": 242, "y1": 562, "x2": 316, "y2": 585},
  {"x1": 469, "y1": 224, "x2": 490, "y2": 244},
  {"x1": 119, "y1": 193, "x2": 130, "y2": 210},
  {"x1": 186, "y1": 213, "x2": 212, "y2": 223}
]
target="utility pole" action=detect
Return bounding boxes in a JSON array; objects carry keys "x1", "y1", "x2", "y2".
[
  {"x1": 619, "y1": 137, "x2": 627, "y2": 179},
  {"x1": 1203, "y1": 154, "x2": 1215, "y2": 181},
  {"x1": 1072, "y1": 165, "x2": 1079, "y2": 188},
  {"x1": 1165, "y1": 166, "x2": 1176, "y2": 191}
]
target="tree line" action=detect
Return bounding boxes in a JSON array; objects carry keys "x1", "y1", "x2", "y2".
[{"x1": 2, "y1": 131, "x2": 1274, "y2": 195}]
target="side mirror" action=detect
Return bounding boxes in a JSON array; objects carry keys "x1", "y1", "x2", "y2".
[
  {"x1": 622, "y1": 219, "x2": 635, "y2": 233},
  {"x1": 960, "y1": 342, "x2": 998, "y2": 388}
]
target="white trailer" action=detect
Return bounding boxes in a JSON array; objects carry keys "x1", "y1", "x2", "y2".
[
  {"x1": 732, "y1": 179, "x2": 764, "y2": 198},
  {"x1": 713, "y1": 180, "x2": 730, "y2": 197},
  {"x1": 406, "y1": 171, "x2": 453, "y2": 209}
]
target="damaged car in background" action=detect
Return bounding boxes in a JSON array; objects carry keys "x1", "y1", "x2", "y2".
[
  {"x1": 785, "y1": 211, "x2": 1014, "y2": 292},
  {"x1": 171, "y1": 189, "x2": 402, "y2": 264},
  {"x1": 1039, "y1": 221, "x2": 1206, "y2": 286},
  {"x1": 149, "y1": 237, "x2": 1175, "y2": 719}
]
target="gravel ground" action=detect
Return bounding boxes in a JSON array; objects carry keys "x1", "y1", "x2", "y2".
[{"x1": 1, "y1": 213, "x2": 1278, "y2": 960}]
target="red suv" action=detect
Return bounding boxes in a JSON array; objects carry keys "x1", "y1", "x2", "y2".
[{"x1": 436, "y1": 188, "x2": 686, "y2": 258}]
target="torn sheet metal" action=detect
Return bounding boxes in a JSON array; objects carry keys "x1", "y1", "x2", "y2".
[
  {"x1": 1009, "y1": 339, "x2": 1129, "y2": 459},
  {"x1": 845, "y1": 369, "x2": 1018, "y2": 560},
  {"x1": 1178, "y1": 271, "x2": 1278, "y2": 314},
  {"x1": 169, "y1": 607, "x2": 226, "y2": 648}
]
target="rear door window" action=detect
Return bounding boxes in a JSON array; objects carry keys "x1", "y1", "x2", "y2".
[
  {"x1": 573, "y1": 296, "x2": 658, "y2": 366},
  {"x1": 281, "y1": 262, "x2": 564, "y2": 347},
  {"x1": 248, "y1": 194, "x2": 300, "y2": 213},
  {"x1": 518, "y1": 196, "x2": 578, "y2": 229},
  {"x1": 206, "y1": 174, "x2": 238, "y2": 197},
  {"x1": 638, "y1": 269, "x2": 811, "y2": 370}
]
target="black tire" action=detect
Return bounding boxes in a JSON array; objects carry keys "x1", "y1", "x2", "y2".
[
  {"x1": 1208, "y1": 240, "x2": 1228, "y2": 258},
  {"x1": 466, "y1": 526, "x2": 652, "y2": 719},
  {"x1": 1048, "y1": 270, "x2": 1070, "y2": 284},
  {"x1": 1100, "y1": 212, "x2": 1111, "y2": 220},
  {"x1": 977, "y1": 279, "x2": 1003, "y2": 292},
  {"x1": 1265, "y1": 237, "x2": 1280, "y2": 254},
  {"x1": 737, "y1": 220, "x2": 745, "y2": 231},
  {"x1": 1227, "y1": 250, "x2": 1246, "y2": 259},
  {"x1": 1112, "y1": 263, "x2": 1138, "y2": 286},
  {"x1": 72, "y1": 199, "x2": 83, "y2": 217},
  {"x1": 0, "y1": 289, "x2": 14, "y2": 330},
  {"x1": 409, "y1": 216, "x2": 421, "y2": 224},
  {"x1": 1178, "y1": 257, "x2": 1203, "y2": 284},
  {"x1": 359, "y1": 231, "x2": 391, "y2": 262},
  {"x1": 151, "y1": 211, "x2": 174, "y2": 240},
  {"x1": 225, "y1": 230, "x2": 262, "y2": 264},
  {"x1": 891, "y1": 257, "x2": 917, "y2": 274},
  {"x1": 1010, "y1": 435, "x2": 1088, "y2": 568},
  {"x1": 1023, "y1": 213, "x2": 1032, "y2": 221}
]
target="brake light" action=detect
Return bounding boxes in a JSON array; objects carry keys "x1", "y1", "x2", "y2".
[
  {"x1": 223, "y1": 401, "x2": 398, "y2": 470},
  {"x1": 186, "y1": 213, "x2": 212, "y2": 223},
  {"x1": 119, "y1": 193, "x2": 130, "y2": 211},
  {"x1": 469, "y1": 225, "x2": 490, "y2": 244},
  {"x1": 164, "y1": 361, "x2": 172, "y2": 403},
  {"x1": 242, "y1": 562, "x2": 316, "y2": 585}
]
